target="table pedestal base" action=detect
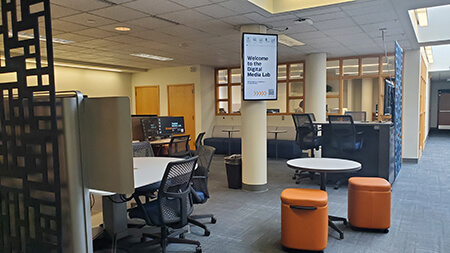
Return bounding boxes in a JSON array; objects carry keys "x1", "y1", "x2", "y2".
[{"x1": 329, "y1": 215, "x2": 347, "y2": 239}]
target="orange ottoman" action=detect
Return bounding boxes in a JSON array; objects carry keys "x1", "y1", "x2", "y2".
[
  {"x1": 348, "y1": 177, "x2": 391, "y2": 232},
  {"x1": 281, "y1": 188, "x2": 328, "y2": 251}
]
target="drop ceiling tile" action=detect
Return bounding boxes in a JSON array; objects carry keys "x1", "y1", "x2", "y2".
[
  {"x1": 73, "y1": 28, "x2": 118, "y2": 39},
  {"x1": 219, "y1": 1, "x2": 258, "y2": 15},
  {"x1": 126, "y1": 16, "x2": 179, "y2": 30},
  {"x1": 50, "y1": 4, "x2": 81, "y2": 18},
  {"x1": 220, "y1": 14, "x2": 255, "y2": 26},
  {"x1": 360, "y1": 20, "x2": 403, "y2": 33},
  {"x1": 352, "y1": 11, "x2": 397, "y2": 25},
  {"x1": 123, "y1": 0, "x2": 186, "y2": 15},
  {"x1": 105, "y1": 35, "x2": 148, "y2": 45},
  {"x1": 280, "y1": 24, "x2": 318, "y2": 33},
  {"x1": 157, "y1": 9, "x2": 213, "y2": 24},
  {"x1": 57, "y1": 33, "x2": 97, "y2": 43},
  {"x1": 289, "y1": 31, "x2": 328, "y2": 41},
  {"x1": 312, "y1": 17, "x2": 357, "y2": 30},
  {"x1": 294, "y1": 6, "x2": 343, "y2": 17},
  {"x1": 195, "y1": 4, "x2": 237, "y2": 18},
  {"x1": 322, "y1": 26, "x2": 364, "y2": 37},
  {"x1": 307, "y1": 11, "x2": 349, "y2": 22},
  {"x1": 90, "y1": 5, "x2": 149, "y2": 22},
  {"x1": 244, "y1": 12, "x2": 270, "y2": 23},
  {"x1": 341, "y1": 0, "x2": 393, "y2": 16},
  {"x1": 190, "y1": 20, "x2": 236, "y2": 36},
  {"x1": 59, "y1": 13, "x2": 116, "y2": 27},
  {"x1": 169, "y1": 0, "x2": 212, "y2": 8},
  {"x1": 51, "y1": 0, "x2": 110, "y2": 12},
  {"x1": 51, "y1": 20, "x2": 90, "y2": 33}
]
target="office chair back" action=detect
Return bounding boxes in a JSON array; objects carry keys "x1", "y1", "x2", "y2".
[
  {"x1": 168, "y1": 134, "x2": 191, "y2": 158},
  {"x1": 132, "y1": 141, "x2": 155, "y2": 157},
  {"x1": 345, "y1": 111, "x2": 367, "y2": 121},
  {"x1": 328, "y1": 115, "x2": 361, "y2": 152},
  {"x1": 192, "y1": 145, "x2": 216, "y2": 201},
  {"x1": 195, "y1": 132, "x2": 206, "y2": 150},
  {"x1": 159, "y1": 156, "x2": 197, "y2": 227},
  {"x1": 292, "y1": 114, "x2": 321, "y2": 151}
]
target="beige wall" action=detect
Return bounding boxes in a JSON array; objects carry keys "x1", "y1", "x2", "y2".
[
  {"x1": 131, "y1": 65, "x2": 215, "y2": 137},
  {"x1": 54, "y1": 66, "x2": 132, "y2": 98}
]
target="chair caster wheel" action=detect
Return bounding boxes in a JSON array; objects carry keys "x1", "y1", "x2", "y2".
[
  {"x1": 196, "y1": 246, "x2": 202, "y2": 253},
  {"x1": 204, "y1": 230, "x2": 210, "y2": 236},
  {"x1": 211, "y1": 217, "x2": 217, "y2": 224},
  {"x1": 292, "y1": 176, "x2": 297, "y2": 180},
  {"x1": 383, "y1": 229, "x2": 389, "y2": 233},
  {"x1": 340, "y1": 234, "x2": 344, "y2": 240},
  {"x1": 295, "y1": 181, "x2": 300, "y2": 184},
  {"x1": 179, "y1": 233, "x2": 185, "y2": 239},
  {"x1": 343, "y1": 220, "x2": 348, "y2": 225},
  {"x1": 140, "y1": 237, "x2": 146, "y2": 243}
]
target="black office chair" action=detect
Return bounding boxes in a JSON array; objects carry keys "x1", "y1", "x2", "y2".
[
  {"x1": 328, "y1": 115, "x2": 364, "y2": 153},
  {"x1": 128, "y1": 157, "x2": 202, "y2": 253},
  {"x1": 328, "y1": 115, "x2": 364, "y2": 189},
  {"x1": 191, "y1": 132, "x2": 206, "y2": 156},
  {"x1": 132, "y1": 141, "x2": 155, "y2": 157},
  {"x1": 344, "y1": 111, "x2": 367, "y2": 122},
  {"x1": 189, "y1": 145, "x2": 216, "y2": 236},
  {"x1": 168, "y1": 134, "x2": 191, "y2": 158},
  {"x1": 292, "y1": 114, "x2": 322, "y2": 184}
]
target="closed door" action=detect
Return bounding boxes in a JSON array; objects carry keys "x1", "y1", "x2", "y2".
[
  {"x1": 438, "y1": 90, "x2": 450, "y2": 129},
  {"x1": 135, "y1": 86, "x2": 159, "y2": 115},
  {"x1": 168, "y1": 84, "x2": 195, "y2": 148}
]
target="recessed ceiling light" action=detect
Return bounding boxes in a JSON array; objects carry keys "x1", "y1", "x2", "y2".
[
  {"x1": 278, "y1": 35, "x2": 305, "y2": 47},
  {"x1": 115, "y1": 26, "x2": 131, "y2": 32},
  {"x1": 130, "y1": 53, "x2": 173, "y2": 61}
]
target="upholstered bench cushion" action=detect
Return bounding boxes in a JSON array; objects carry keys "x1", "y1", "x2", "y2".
[
  {"x1": 281, "y1": 188, "x2": 328, "y2": 207},
  {"x1": 348, "y1": 177, "x2": 390, "y2": 191}
]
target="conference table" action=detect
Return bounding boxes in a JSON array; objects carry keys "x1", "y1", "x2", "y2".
[
  {"x1": 92, "y1": 157, "x2": 183, "y2": 240},
  {"x1": 286, "y1": 157, "x2": 361, "y2": 239}
]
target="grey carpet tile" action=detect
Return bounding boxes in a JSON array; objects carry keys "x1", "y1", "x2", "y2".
[{"x1": 105, "y1": 130, "x2": 450, "y2": 252}]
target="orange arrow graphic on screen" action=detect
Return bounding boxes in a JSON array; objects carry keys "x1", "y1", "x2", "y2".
[{"x1": 253, "y1": 91, "x2": 267, "y2": 96}]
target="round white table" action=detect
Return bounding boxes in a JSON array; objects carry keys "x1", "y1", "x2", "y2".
[{"x1": 286, "y1": 157, "x2": 361, "y2": 239}]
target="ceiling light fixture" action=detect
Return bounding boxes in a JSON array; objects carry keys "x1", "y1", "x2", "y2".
[
  {"x1": 424, "y1": 46, "x2": 433, "y2": 63},
  {"x1": 14, "y1": 31, "x2": 74, "y2": 44},
  {"x1": 278, "y1": 35, "x2": 305, "y2": 47},
  {"x1": 415, "y1": 8, "x2": 429, "y2": 27},
  {"x1": 130, "y1": 53, "x2": 173, "y2": 61},
  {"x1": 115, "y1": 26, "x2": 131, "y2": 32}
]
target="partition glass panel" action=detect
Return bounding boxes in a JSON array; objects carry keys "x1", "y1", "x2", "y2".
[
  {"x1": 218, "y1": 86, "x2": 228, "y2": 99},
  {"x1": 218, "y1": 69, "x2": 228, "y2": 84},
  {"x1": 230, "y1": 85, "x2": 241, "y2": 113},
  {"x1": 267, "y1": 82, "x2": 286, "y2": 113},
  {"x1": 326, "y1": 79, "x2": 340, "y2": 96},
  {"x1": 289, "y1": 81, "x2": 303, "y2": 96},
  {"x1": 327, "y1": 60, "x2": 340, "y2": 77},
  {"x1": 343, "y1": 58, "x2": 359, "y2": 76},
  {"x1": 231, "y1": 68, "x2": 241, "y2": 83},
  {"x1": 289, "y1": 98, "x2": 303, "y2": 113},
  {"x1": 326, "y1": 97, "x2": 340, "y2": 114},
  {"x1": 382, "y1": 56, "x2": 395, "y2": 75},
  {"x1": 289, "y1": 63, "x2": 303, "y2": 79},
  {"x1": 362, "y1": 57, "x2": 379, "y2": 75},
  {"x1": 218, "y1": 101, "x2": 228, "y2": 114},
  {"x1": 278, "y1": 64, "x2": 287, "y2": 80}
]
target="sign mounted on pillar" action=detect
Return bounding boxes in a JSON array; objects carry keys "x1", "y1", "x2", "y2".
[{"x1": 242, "y1": 33, "x2": 278, "y2": 101}]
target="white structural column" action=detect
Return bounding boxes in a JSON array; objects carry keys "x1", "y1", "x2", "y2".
[
  {"x1": 305, "y1": 53, "x2": 327, "y2": 122},
  {"x1": 361, "y1": 78, "x2": 373, "y2": 118},
  {"x1": 240, "y1": 24, "x2": 267, "y2": 191}
]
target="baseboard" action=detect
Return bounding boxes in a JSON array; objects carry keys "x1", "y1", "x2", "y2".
[
  {"x1": 402, "y1": 158, "x2": 418, "y2": 163},
  {"x1": 242, "y1": 183, "x2": 268, "y2": 192}
]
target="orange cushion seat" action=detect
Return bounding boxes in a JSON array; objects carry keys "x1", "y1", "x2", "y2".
[
  {"x1": 281, "y1": 188, "x2": 328, "y2": 251},
  {"x1": 348, "y1": 177, "x2": 391, "y2": 230}
]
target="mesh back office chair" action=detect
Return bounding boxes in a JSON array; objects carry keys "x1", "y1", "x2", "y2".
[
  {"x1": 129, "y1": 157, "x2": 202, "y2": 253},
  {"x1": 132, "y1": 141, "x2": 155, "y2": 157},
  {"x1": 328, "y1": 115, "x2": 364, "y2": 189},
  {"x1": 292, "y1": 114, "x2": 322, "y2": 184},
  {"x1": 344, "y1": 111, "x2": 367, "y2": 122},
  {"x1": 191, "y1": 132, "x2": 206, "y2": 156},
  {"x1": 189, "y1": 145, "x2": 216, "y2": 236},
  {"x1": 168, "y1": 134, "x2": 191, "y2": 158}
]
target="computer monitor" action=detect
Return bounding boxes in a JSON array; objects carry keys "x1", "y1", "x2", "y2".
[
  {"x1": 131, "y1": 114, "x2": 156, "y2": 141},
  {"x1": 158, "y1": 116, "x2": 185, "y2": 137},
  {"x1": 384, "y1": 79, "x2": 395, "y2": 116},
  {"x1": 141, "y1": 116, "x2": 185, "y2": 140}
]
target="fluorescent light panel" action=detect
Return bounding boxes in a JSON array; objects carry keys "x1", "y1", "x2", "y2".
[
  {"x1": 424, "y1": 46, "x2": 433, "y2": 63},
  {"x1": 131, "y1": 53, "x2": 173, "y2": 61},
  {"x1": 278, "y1": 35, "x2": 305, "y2": 47},
  {"x1": 15, "y1": 31, "x2": 74, "y2": 44},
  {"x1": 415, "y1": 8, "x2": 429, "y2": 27}
]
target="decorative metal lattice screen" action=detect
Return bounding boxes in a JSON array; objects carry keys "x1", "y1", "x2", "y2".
[{"x1": 0, "y1": 0, "x2": 62, "y2": 252}]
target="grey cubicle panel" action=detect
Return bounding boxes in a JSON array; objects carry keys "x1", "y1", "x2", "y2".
[{"x1": 80, "y1": 97, "x2": 134, "y2": 194}]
